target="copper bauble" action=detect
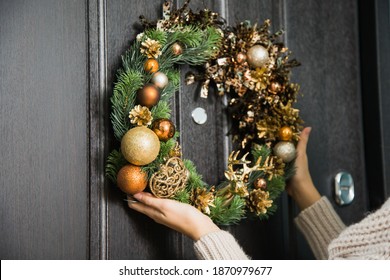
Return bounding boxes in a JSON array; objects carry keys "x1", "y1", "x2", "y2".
[
  {"x1": 236, "y1": 52, "x2": 247, "y2": 64},
  {"x1": 151, "y1": 72, "x2": 169, "y2": 89},
  {"x1": 270, "y1": 81, "x2": 282, "y2": 94},
  {"x1": 273, "y1": 141, "x2": 296, "y2": 163},
  {"x1": 117, "y1": 164, "x2": 148, "y2": 195},
  {"x1": 137, "y1": 84, "x2": 160, "y2": 108},
  {"x1": 279, "y1": 126, "x2": 293, "y2": 141},
  {"x1": 171, "y1": 42, "x2": 183, "y2": 55},
  {"x1": 144, "y1": 58, "x2": 159, "y2": 73},
  {"x1": 254, "y1": 178, "x2": 267, "y2": 189},
  {"x1": 151, "y1": 118, "x2": 175, "y2": 142},
  {"x1": 247, "y1": 45, "x2": 269, "y2": 68},
  {"x1": 121, "y1": 126, "x2": 160, "y2": 165}
]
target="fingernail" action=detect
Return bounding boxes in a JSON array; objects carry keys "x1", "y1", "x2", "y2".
[{"x1": 133, "y1": 193, "x2": 142, "y2": 200}]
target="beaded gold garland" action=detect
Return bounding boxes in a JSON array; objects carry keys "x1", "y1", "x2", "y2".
[{"x1": 105, "y1": 0, "x2": 303, "y2": 225}]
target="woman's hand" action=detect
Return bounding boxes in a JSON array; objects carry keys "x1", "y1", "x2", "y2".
[
  {"x1": 287, "y1": 127, "x2": 321, "y2": 210},
  {"x1": 128, "y1": 192, "x2": 220, "y2": 241}
]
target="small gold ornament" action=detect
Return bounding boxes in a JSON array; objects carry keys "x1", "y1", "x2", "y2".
[
  {"x1": 151, "y1": 118, "x2": 175, "y2": 142},
  {"x1": 236, "y1": 52, "x2": 247, "y2": 64},
  {"x1": 129, "y1": 105, "x2": 153, "y2": 126},
  {"x1": 254, "y1": 178, "x2": 267, "y2": 189},
  {"x1": 269, "y1": 81, "x2": 282, "y2": 94},
  {"x1": 117, "y1": 164, "x2": 148, "y2": 195},
  {"x1": 121, "y1": 126, "x2": 160, "y2": 165},
  {"x1": 137, "y1": 84, "x2": 160, "y2": 108},
  {"x1": 248, "y1": 189, "x2": 273, "y2": 215},
  {"x1": 140, "y1": 38, "x2": 162, "y2": 59},
  {"x1": 169, "y1": 142, "x2": 182, "y2": 158},
  {"x1": 171, "y1": 42, "x2": 183, "y2": 55},
  {"x1": 149, "y1": 157, "x2": 189, "y2": 198},
  {"x1": 247, "y1": 45, "x2": 269, "y2": 68},
  {"x1": 273, "y1": 141, "x2": 296, "y2": 163},
  {"x1": 279, "y1": 126, "x2": 293, "y2": 141},
  {"x1": 144, "y1": 58, "x2": 159, "y2": 73},
  {"x1": 191, "y1": 187, "x2": 215, "y2": 215},
  {"x1": 151, "y1": 71, "x2": 169, "y2": 89}
]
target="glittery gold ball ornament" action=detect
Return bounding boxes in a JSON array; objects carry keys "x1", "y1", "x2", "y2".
[
  {"x1": 273, "y1": 141, "x2": 296, "y2": 163},
  {"x1": 171, "y1": 42, "x2": 183, "y2": 55},
  {"x1": 117, "y1": 164, "x2": 148, "y2": 195},
  {"x1": 144, "y1": 58, "x2": 159, "y2": 73},
  {"x1": 151, "y1": 72, "x2": 169, "y2": 89},
  {"x1": 279, "y1": 126, "x2": 293, "y2": 141},
  {"x1": 121, "y1": 126, "x2": 160, "y2": 165},
  {"x1": 151, "y1": 118, "x2": 175, "y2": 142},
  {"x1": 254, "y1": 178, "x2": 267, "y2": 189},
  {"x1": 236, "y1": 52, "x2": 247, "y2": 64},
  {"x1": 137, "y1": 84, "x2": 160, "y2": 108},
  {"x1": 247, "y1": 45, "x2": 269, "y2": 68}
]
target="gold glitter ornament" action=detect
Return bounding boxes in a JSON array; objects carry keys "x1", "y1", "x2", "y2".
[
  {"x1": 247, "y1": 45, "x2": 269, "y2": 68},
  {"x1": 273, "y1": 141, "x2": 296, "y2": 163},
  {"x1": 121, "y1": 126, "x2": 160, "y2": 166}
]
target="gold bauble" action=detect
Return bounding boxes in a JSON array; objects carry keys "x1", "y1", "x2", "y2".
[
  {"x1": 270, "y1": 81, "x2": 282, "y2": 94},
  {"x1": 151, "y1": 72, "x2": 169, "y2": 89},
  {"x1": 144, "y1": 58, "x2": 159, "y2": 73},
  {"x1": 273, "y1": 141, "x2": 296, "y2": 163},
  {"x1": 117, "y1": 164, "x2": 148, "y2": 195},
  {"x1": 247, "y1": 45, "x2": 269, "y2": 68},
  {"x1": 137, "y1": 84, "x2": 160, "y2": 108},
  {"x1": 171, "y1": 42, "x2": 183, "y2": 55},
  {"x1": 121, "y1": 126, "x2": 160, "y2": 165},
  {"x1": 236, "y1": 52, "x2": 247, "y2": 64},
  {"x1": 279, "y1": 126, "x2": 293, "y2": 141},
  {"x1": 151, "y1": 118, "x2": 175, "y2": 142},
  {"x1": 254, "y1": 178, "x2": 267, "y2": 189}
]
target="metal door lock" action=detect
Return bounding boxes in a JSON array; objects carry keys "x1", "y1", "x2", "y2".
[{"x1": 334, "y1": 171, "x2": 354, "y2": 206}]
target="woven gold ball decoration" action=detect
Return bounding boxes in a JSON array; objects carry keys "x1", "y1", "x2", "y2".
[
  {"x1": 247, "y1": 45, "x2": 269, "y2": 68},
  {"x1": 117, "y1": 164, "x2": 148, "y2": 195},
  {"x1": 273, "y1": 141, "x2": 296, "y2": 163},
  {"x1": 136, "y1": 84, "x2": 160, "y2": 108},
  {"x1": 121, "y1": 126, "x2": 160, "y2": 166},
  {"x1": 151, "y1": 118, "x2": 175, "y2": 142},
  {"x1": 149, "y1": 157, "x2": 189, "y2": 198}
]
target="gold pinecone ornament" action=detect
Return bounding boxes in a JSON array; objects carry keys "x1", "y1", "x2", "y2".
[
  {"x1": 191, "y1": 187, "x2": 215, "y2": 215},
  {"x1": 140, "y1": 38, "x2": 162, "y2": 58},
  {"x1": 248, "y1": 189, "x2": 273, "y2": 215},
  {"x1": 129, "y1": 105, "x2": 153, "y2": 126}
]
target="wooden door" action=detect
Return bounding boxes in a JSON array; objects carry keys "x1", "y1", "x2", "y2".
[{"x1": 1, "y1": 0, "x2": 388, "y2": 260}]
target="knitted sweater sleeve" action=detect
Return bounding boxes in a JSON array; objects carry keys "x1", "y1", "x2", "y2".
[
  {"x1": 294, "y1": 196, "x2": 346, "y2": 259},
  {"x1": 194, "y1": 230, "x2": 250, "y2": 260}
]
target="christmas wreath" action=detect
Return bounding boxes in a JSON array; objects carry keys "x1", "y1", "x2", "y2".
[{"x1": 105, "y1": 1, "x2": 303, "y2": 225}]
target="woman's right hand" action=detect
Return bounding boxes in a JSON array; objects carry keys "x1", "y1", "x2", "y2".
[{"x1": 286, "y1": 127, "x2": 321, "y2": 210}]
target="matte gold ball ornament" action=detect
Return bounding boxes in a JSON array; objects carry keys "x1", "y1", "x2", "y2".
[
  {"x1": 144, "y1": 58, "x2": 159, "y2": 73},
  {"x1": 247, "y1": 45, "x2": 269, "y2": 68},
  {"x1": 273, "y1": 141, "x2": 296, "y2": 163},
  {"x1": 279, "y1": 126, "x2": 293, "y2": 141},
  {"x1": 137, "y1": 84, "x2": 160, "y2": 108},
  {"x1": 171, "y1": 42, "x2": 183, "y2": 55},
  {"x1": 254, "y1": 178, "x2": 267, "y2": 189},
  {"x1": 151, "y1": 118, "x2": 176, "y2": 142},
  {"x1": 117, "y1": 164, "x2": 148, "y2": 195},
  {"x1": 121, "y1": 126, "x2": 160, "y2": 166},
  {"x1": 151, "y1": 72, "x2": 169, "y2": 89}
]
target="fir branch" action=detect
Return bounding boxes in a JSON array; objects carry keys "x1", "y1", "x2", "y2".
[
  {"x1": 166, "y1": 25, "x2": 203, "y2": 48},
  {"x1": 184, "y1": 159, "x2": 207, "y2": 189},
  {"x1": 173, "y1": 189, "x2": 190, "y2": 204},
  {"x1": 210, "y1": 195, "x2": 246, "y2": 225},
  {"x1": 251, "y1": 145, "x2": 272, "y2": 163},
  {"x1": 267, "y1": 176, "x2": 285, "y2": 200},
  {"x1": 105, "y1": 149, "x2": 128, "y2": 184},
  {"x1": 122, "y1": 41, "x2": 144, "y2": 73},
  {"x1": 160, "y1": 69, "x2": 180, "y2": 101},
  {"x1": 144, "y1": 29, "x2": 168, "y2": 45},
  {"x1": 151, "y1": 100, "x2": 171, "y2": 120},
  {"x1": 110, "y1": 69, "x2": 143, "y2": 140}
]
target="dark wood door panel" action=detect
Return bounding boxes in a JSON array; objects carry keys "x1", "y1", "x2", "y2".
[{"x1": 0, "y1": 0, "x2": 88, "y2": 259}]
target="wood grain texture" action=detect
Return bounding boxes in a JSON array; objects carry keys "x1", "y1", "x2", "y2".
[{"x1": 0, "y1": 0, "x2": 88, "y2": 259}]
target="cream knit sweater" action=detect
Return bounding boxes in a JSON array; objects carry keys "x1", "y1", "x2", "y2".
[{"x1": 194, "y1": 196, "x2": 390, "y2": 260}]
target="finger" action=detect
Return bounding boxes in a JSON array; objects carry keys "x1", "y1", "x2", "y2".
[
  {"x1": 133, "y1": 192, "x2": 163, "y2": 209},
  {"x1": 128, "y1": 200, "x2": 161, "y2": 219},
  {"x1": 297, "y1": 127, "x2": 312, "y2": 154}
]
